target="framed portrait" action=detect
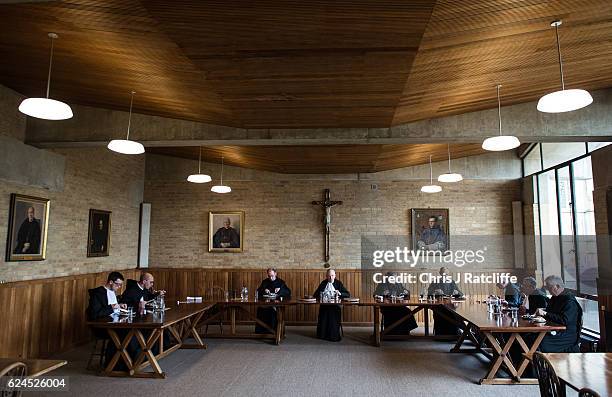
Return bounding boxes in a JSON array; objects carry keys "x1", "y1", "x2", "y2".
[
  {"x1": 6, "y1": 194, "x2": 50, "y2": 261},
  {"x1": 209, "y1": 211, "x2": 244, "y2": 252},
  {"x1": 411, "y1": 208, "x2": 449, "y2": 253},
  {"x1": 87, "y1": 209, "x2": 111, "y2": 257}
]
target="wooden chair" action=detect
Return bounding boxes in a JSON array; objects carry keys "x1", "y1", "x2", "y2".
[
  {"x1": 532, "y1": 352, "x2": 566, "y2": 397},
  {"x1": 0, "y1": 361, "x2": 27, "y2": 397},
  {"x1": 203, "y1": 286, "x2": 225, "y2": 334},
  {"x1": 578, "y1": 388, "x2": 601, "y2": 397}
]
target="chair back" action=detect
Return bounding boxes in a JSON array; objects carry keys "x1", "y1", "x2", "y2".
[
  {"x1": 578, "y1": 388, "x2": 601, "y2": 397},
  {"x1": 206, "y1": 286, "x2": 226, "y2": 302},
  {"x1": 0, "y1": 361, "x2": 27, "y2": 397},
  {"x1": 532, "y1": 352, "x2": 565, "y2": 397}
]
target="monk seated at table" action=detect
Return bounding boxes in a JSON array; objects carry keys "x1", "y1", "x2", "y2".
[
  {"x1": 255, "y1": 268, "x2": 291, "y2": 334},
  {"x1": 373, "y1": 272, "x2": 417, "y2": 335},
  {"x1": 533, "y1": 275, "x2": 582, "y2": 353},
  {"x1": 120, "y1": 272, "x2": 173, "y2": 351},
  {"x1": 313, "y1": 269, "x2": 350, "y2": 342},
  {"x1": 87, "y1": 271, "x2": 140, "y2": 369},
  {"x1": 428, "y1": 267, "x2": 463, "y2": 338}
]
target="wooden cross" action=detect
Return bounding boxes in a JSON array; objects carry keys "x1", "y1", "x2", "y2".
[{"x1": 312, "y1": 189, "x2": 343, "y2": 266}]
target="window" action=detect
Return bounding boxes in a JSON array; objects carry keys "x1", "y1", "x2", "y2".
[
  {"x1": 523, "y1": 144, "x2": 542, "y2": 176},
  {"x1": 541, "y1": 142, "x2": 586, "y2": 169},
  {"x1": 587, "y1": 142, "x2": 611, "y2": 152},
  {"x1": 530, "y1": 144, "x2": 600, "y2": 332}
]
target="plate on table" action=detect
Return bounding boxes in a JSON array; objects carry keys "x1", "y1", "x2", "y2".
[
  {"x1": 262, "y1": 294, "x2": 278, "y2": 299},
  {"x1": 522, "y1": 314, "x2": 535, "y2": 319},
  {"x1": 532, "y1": 316, "x2": 546, "y2": 323},
  {"x1": 343, "y1": 297, "x2": 359, "y2": 303}
]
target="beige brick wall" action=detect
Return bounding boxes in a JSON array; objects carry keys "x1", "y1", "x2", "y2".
[
  {"x1": 145, "y1": 155, "x2": 521, "y2": 270},
  {"x1": 0, "y1": 148, "x2": 145, "y2": 282}
]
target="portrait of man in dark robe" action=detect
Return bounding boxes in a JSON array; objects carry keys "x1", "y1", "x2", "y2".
[
  {"x1": 412, "y1": 209, "x2": 449, "y2": 253},
  {"x1": 6, "y1": 194, "x2": 49, "y2": 261},
  {"x1": 213, "y1": 218, "x2": 240, "y2": 248},
  {"x1": 87, "y1": 209, "x2": 111, "y2": 257},
  {"x1": 14, "y1": 206, "x2": 41, "y2": 254}
]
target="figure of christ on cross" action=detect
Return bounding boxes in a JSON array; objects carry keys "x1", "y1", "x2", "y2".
[{"x1": 312, "y1": 189, "x2": 343, "y2": 266}]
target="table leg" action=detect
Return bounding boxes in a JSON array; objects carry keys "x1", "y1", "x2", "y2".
[
  {"x1": 230, "y1": 306, "x2": 236, "y2": 335},
  {"x1": 104, "y1": 329, "x2": 136, "y2": 376},
  {"x1": 373, "y1": 305, "x2": 381, "y2": 347},
  {"x1": 424, "y1": 307, "x2": 429, "y2": 336},
  {"x1": 275, "y1": 307, "x2": 284, "y2": 345}
]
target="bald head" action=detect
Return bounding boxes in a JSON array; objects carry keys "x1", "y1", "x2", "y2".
[{"x1": 139, "y1": 272, "x2": 154, "y2": 289}]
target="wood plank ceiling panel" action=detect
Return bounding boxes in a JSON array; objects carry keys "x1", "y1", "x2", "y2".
[
  {"x1": 147, "y1": 143, "x2": 485, "y2": 174},
  {"x1": 392, "y1": 0, "x2": 612, "y2": 124}
]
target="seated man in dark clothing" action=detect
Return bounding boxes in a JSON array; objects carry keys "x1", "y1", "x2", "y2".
[
  {"x1": 87, "y1": 271, "x2": 138, "y2": 369},
  {"x1": 518, "y1": 276, "x2": 548, "y2": 315},
  {"x1": 374, "y1": 272, "x2": 417, "y2": 335},
  {"x1": 496, "y1": 278, "x2": 523, "y2": 308},
  {"x1": 120, "y1": 272, "x2": 171, "y2": 351},
  {"x1": 534, "y1": 275, "x2": 582, "y2": 353},
  {"x1": 120, "y1": 272, "x2": 165, "y2": 311},
  {"x1": 428, "y1": 267, "x2": 463, "y2": 337},
  {"x1": 255, "y1": 268, "x2": 291, "y2": 334},
  {"x1": 313, "y1": 269, "x2": 350, "y2": 342}
]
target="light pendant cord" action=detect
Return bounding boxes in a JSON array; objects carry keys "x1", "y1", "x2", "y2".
[
  {"x1": 447, "y1": 144, "x2": 452, "y2": 173},
  {"x1": 553, "y1": 21, "x2": 565, "y2": 90},
  {"x1": 429, "y1": 155, "x2": 433, "y2": 183},
  {"x1": 496, "y1": 84, "x2": 502, "y2": 136},
  {"x1": 46, "y1": 34, "x2": 56, "y2": 99},
  {"x1": 220, "y1": 156, "x2": 224, "y2": 184},
  {"x1": 198, "y1": 146, "x2": 202, "y2": 173},
  {"x1": 126, "y1": 91, "x2": 135, "y2": 140}
]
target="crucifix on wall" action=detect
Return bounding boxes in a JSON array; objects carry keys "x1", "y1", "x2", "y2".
[{"x1": 312, "y1": 189, "x2": 343, "y2": 267}]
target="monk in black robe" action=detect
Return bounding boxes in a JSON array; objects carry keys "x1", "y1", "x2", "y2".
[
  {"x1": 255, "y1": 268, "x2": 291, "y2": 334},
  {"x1": 213, "y1": 218, "x2": 240, "y2": 248},
  {"x1": 14, "y1": 206, "x2": 41, "y2": 254},
  {"x1": 313, "y1": 269, "x2": 350, "y2": 342},
  {"x1": 535, "y1": 275, "x2": 582, "y2": 353},
  {"x1": 519, "y1": 276, "x2": 548, "y2": 315},
  {"x1": 428, "y1": 267, "x2": 463, "y2": 336},
  {"x1": 374, "y1": 273, "x2": 417, "y2": 335}
]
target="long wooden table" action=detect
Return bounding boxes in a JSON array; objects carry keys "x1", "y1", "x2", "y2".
[
  {"x1": 544, "y1": 353, "x2": 612, "y2": 396},
  {"x1": 87, "y1": 302, "x2": 214, "y2": 378},
  {"x1": 450, "y1": 300, "x2": 565, "y2": 385},
  {"x1": 0, "y1": 358, "x2": 67, "y2": 377},
  {"x1": 200, "y1": 299, "x2": 292, "y2": 345}
]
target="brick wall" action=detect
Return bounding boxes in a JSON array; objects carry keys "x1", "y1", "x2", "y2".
[
  {"x1": 144, "y1": 154, "x2": 522, "y2": 270},
  {"x1": 0, "y1": 148, "x2": 145, "y2": 282}
]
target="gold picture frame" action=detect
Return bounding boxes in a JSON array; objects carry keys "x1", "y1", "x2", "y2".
[
  {"x1": 6, "y1": 193, "x2": 50, "y2": 261},
  {"x1": 208, "y1": 211, "x2": 244, "y2": 252},
  {"x1": 87, "y1": 209, "x2": 112, "y2": 257}
]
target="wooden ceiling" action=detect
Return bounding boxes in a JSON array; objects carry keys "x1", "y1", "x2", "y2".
[
  {"x1": 148, "y1": 143, "x2": 486, "y2": 174},
  {"x1": 0, "y1": 0, "x2": 611, "y2": 129}
]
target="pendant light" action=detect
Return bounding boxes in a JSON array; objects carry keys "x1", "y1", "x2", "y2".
[
  {"x1": 421, "y1": 155, "x2": 442, "y2": 193},
  {"x1": 438, "y1": 144, "x2": 463, "y2": 183},
  {"x1": 187, "y1": 146, "x2": 212, "y2": 183},
  {"x1": 211, "y1": 156, "x2": 231, "y2": 193},
  {"x1": 537, "y1": 20, "x2": 592, "y2": 113},
  {"x1": 482, "y1": 84, "x2": 520, "y2": 151},
  {"x1": 107, "y1": 91, "x2": 145, "y2": 155},
  {"x1": 18, "y1": 33, "x2": 73, "y2": 120}
]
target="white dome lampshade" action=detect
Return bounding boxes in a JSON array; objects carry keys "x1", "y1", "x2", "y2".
[
  {"x1": 537, "y1": 20, "x2": 593, "y2": 114},
  {"x1": 482, "y1": 135, "x2": 521, "y2": 151},
  {"x1": 211, "y1": 156, "x2": 231, "y2": 193},
  {"x1": 438, "y1": 144, "x2": 463, "y2": 182},
  {"x1": 107, "y1": 139, "x2": 145, "y2": 154},
  {"x1": 421, "y1": 155, "x2": 442, "y2": 193},
  {"x1": 482, "y1": 84, "x2": 520, "y2": 151},
  {"x1": 19, "y1": 97, "x2": 73, "y2": 120},
  {"x1": 187, "y1": 146, "x2": 212, "y2": 183},
  {"x1": 537, "y1": 89, "x2": 593, "y2": 113},
  {"x1": 19, "y1": 33, "x2": 73, "y2": 120},
  {"x1": 108, "y1": 91, "x2": 145, "y2": 155}
]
